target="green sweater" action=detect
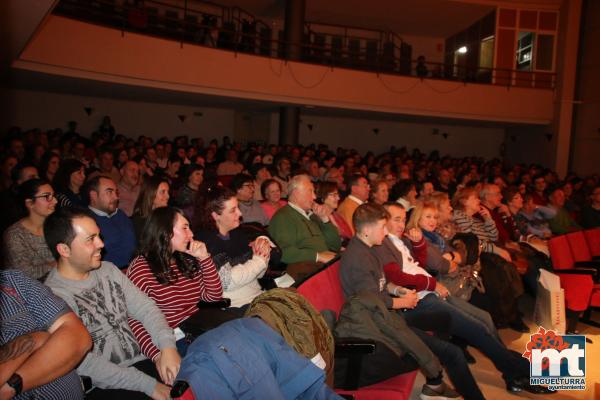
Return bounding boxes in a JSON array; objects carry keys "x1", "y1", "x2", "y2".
[
  {"x1": 268, "y1": 205, "x2": 342, "y2": 264},
  {"x1": 548, "y1": 207, "x2": 581, "y2": 235}
]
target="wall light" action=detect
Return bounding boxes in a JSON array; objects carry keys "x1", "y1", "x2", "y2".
[{"x1": 458, "y1": 46, "x2": 468, "y2": 54}]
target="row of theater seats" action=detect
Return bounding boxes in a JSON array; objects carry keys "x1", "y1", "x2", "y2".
[
  {"x1": 548, "y1": 228, "x2": 600, "y2": 327},
  {"x1": 170, "y1": 258, "x2": 417, "y2": 400},
  {"x1": 170, "y1": 229, "x2": 600, "y2": 399}
]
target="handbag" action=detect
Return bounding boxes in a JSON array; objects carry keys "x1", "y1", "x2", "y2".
[
  {"x1": 439, "y1": 261, "x2": 484, "y2": 301},
  {"x1": 439, "y1": 233, "x2": 485, "y2": 301}
]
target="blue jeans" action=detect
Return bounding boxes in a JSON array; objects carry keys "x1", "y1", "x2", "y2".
[{"x1": 406, "y1": 293, "x2": 528, "y2": 380}]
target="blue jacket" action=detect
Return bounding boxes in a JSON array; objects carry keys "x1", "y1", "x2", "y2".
[{"x1": 177, "y1": 318, "x2": 341, "y2": 400}]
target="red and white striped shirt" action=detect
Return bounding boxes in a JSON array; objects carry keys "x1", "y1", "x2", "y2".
[{"x1": 127, "y1": 254, "x2": 222, "y2": 360}]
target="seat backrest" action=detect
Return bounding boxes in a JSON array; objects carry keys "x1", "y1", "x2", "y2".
[
  {"x1": 584, "y1": 228, "x2": 600, "y2": 257},
  {"x1": 548, "y1": 235, "x2": 575, "y2": 270},
  {"x1": 566, "y1": 231, "x2": 592, "y2": 262},
  {"x1": 297, "y1": 261, "x2": 345, "y2": 318}
]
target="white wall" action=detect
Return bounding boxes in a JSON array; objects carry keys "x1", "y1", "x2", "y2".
[
  {"x1": 270, "y1": 112, "x2": 506, "y2": 159},
  {"x1": 4, "y1": 88, "x2": 507, "y2": 159},
  {"x1": 1, "y1": 89, "x2": 235, "y2": 142}
]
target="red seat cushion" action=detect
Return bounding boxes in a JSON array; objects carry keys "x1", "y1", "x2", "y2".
[
  {"x1": 549, "y1": 235, "x2": 575, "y2": 270},
  {"x1": 584, "y1": 228, "x2": 600, "y2": 258},
  {"x1": 297, "y1": 261, "x2": 345, "y2": 318},
  {"x1": 556, "y1": 273, "x2": 594, "y2": 311},
  {"x1": 297, "y1": 261, "x2": 417, "y2": 399},
  {"x1": 566, "y1": 231, "x2": 592, "y2": 262}
]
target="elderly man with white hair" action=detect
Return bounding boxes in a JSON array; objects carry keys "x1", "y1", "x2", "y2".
[{"x1": 268, "y1": 174, "x2": 341, "y2": 265}]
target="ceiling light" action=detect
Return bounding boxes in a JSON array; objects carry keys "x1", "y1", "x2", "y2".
[{"x1": 458, "y1": 46, "x2": 468, "y2": 54}]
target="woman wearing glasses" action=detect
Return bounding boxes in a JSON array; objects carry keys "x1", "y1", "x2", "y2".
[{"x1": 2, "y1": 178, "x2": 57, "y2": 279}]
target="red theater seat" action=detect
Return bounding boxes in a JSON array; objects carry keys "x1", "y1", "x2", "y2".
[{"x1": 297, "y1": 260, "x2": 418, "y2": 400}]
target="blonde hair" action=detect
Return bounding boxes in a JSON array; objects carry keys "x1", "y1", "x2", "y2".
[{"x1": 406, "y1": 200, "x2": 437, "y2": 231}]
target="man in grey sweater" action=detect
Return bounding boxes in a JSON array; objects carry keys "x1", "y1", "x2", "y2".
[{"x1": 43, "y1": 207, "x2": 178, "y2": 400}]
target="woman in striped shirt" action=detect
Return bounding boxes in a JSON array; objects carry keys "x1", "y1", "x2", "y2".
[{"x1": 127, "y1": 206, "x2": 223, "y2": 359}]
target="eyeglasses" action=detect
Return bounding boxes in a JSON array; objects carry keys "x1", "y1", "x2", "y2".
[{"x1": 34, "y1": 193, "x2": 55, "y2": 202}]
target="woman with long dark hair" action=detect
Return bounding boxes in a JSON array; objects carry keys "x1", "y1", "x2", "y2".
[
  {"x1": 127, "y1": 207, "x2": 222, "y2": 359},
  {"x1": 38, "y1": 151, "x2": 61, "y2": 183},
  {"x1": 131, "y1": 175, "x2": 170, "y2": 238},
  {"x1": 3, "y1": 178, "x2": 57, "y2": 279},
  {"x1": 54, "y1": 159, "x2": 86, "y2": 208}
]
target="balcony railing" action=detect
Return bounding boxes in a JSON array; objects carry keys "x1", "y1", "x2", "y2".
[{"x1": 52, "y1": 0, "x2": 556, "y2": 89}]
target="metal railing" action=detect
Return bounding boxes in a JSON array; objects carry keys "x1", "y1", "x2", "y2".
[{"x1": 52, "y1": 0, "x2": 556, "y2": 89}]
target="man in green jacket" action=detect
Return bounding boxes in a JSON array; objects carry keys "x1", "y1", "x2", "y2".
[{"x1": 268, "y1": 174, "x2": 341, "y2": 264}]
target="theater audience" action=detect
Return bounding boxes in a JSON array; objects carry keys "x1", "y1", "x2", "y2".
[
  {"x1": 216, "y1": 149, "x2": 243, "y2": 176},
  {"x1": 250, "y1": 163, "x2": 272, "y2": 201},
  {"x1": 315, "y1": 181, "x2": 352, "y2": 243},
  {"x1": 452, "y1": 187, "x2": 528, "y2": 331},
  {"x1": 172, "y1": 164, "x2": 204, "y2": 221},
  {"x1": 117, "y1": 160, "x2": 142, "y2": 217},
  {"x1": 339, "y1": 203, "x2": 471, "y2": 400},
  {"x1": 3, "y1": 178, "x2": 57, "y2": 279},
  {"x1": 273, "y1": 156, "x2": 292, "y2": 196},
  {"x1": 0, "y1": 269, "x2": 92, "y2": 399},
  {"x1": 530, "y1": 175, "x2": 548, "y2": 206},
  {"x1": 44, "y1": 207, "x2": 178, "y2": 400},
  {"x1": 581, "y1": 184, "x2": 600, "y2": 228},
  {"x1": 375, "y1": 202, "x2": 550, "y2": 395},
  {"x1": 260, "y1": 178, "x2": 286, "y2": 222},
  {"x1": 0, "y1": 164, "x2": 40, "y2": 234},
  {"x1": 83, "y1": 176, "x2": 136, "y2": 269},
  {"x1": 54, "y1": 159, "x2": 86, "y2": 208},
  {"x1": 195, "y1": 187, "x2": 272, "y2": 308},
  {"x1": 88, "y1": 147, "x2": 121, "y2": 183},
  {"x1": 370, "y1": 179, "x2": 390, "y2": 205},
  {"x1": 38, "y1": 151, "x2": 61, "y2": 183},
  {"x1": 336, "y1": 174, "x2": 370, "y2": 235},
  {"x1": 231, "y1": 173, "x2": 268, "y2": 226},
  {"x1": 392, "y1": 179, "x2": 418, "y2": 214},
  {"x1": 513, "y1": 192, "x2": 555, "y2": 239},
  {"x1": 269, "y1": 175, "x2": 341, "y2": 264},
  {"x1": 127, "y1": 207, "x2": 223, "y2": 358},
  {"x1": 132, "y1": 176, "x2": 170, "y2": 239},
  {"x1": 547, "y1": 184, "x2": 581, "y2": 235}
]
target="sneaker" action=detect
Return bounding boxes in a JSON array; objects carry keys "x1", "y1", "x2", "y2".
[{"x1": 419, "y1": 382, "x2": 462, "y2": 400}]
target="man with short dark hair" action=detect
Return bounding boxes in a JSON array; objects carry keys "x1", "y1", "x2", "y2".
[
  {"x1": 43, "y1": 207, "x2": 178, "y2": 400},
  {"x1": 88, "y1": 148, "x2": 121, "y2": 183},
  {"x1": 83, "y1": 176, "x2": 136, "y2": 269},
  {"x1": 337, "y1": 174, "x2": 370, "y2": 235}
]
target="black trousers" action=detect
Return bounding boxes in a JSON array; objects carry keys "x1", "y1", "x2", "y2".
[{"x1": 86, "y1": 359, "x2": 158, "y2": 400}]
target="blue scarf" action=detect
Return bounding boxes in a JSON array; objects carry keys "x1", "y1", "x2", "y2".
[{"x1": 422, "y1": 229, "x2": 447, "y2": 254}]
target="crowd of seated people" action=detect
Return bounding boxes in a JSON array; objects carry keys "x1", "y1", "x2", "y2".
[{"x1": 1, "y1": 120, "x2": 599, "y2": 399}]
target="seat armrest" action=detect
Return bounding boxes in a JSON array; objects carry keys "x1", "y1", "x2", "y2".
[
  {"x1": 335, "y1": 337, "x2": 376, "y2": 355},
  {"x1": 197, "y1": 298, "x2": 231, "y2": 309},
  {"x1": 170, "y1": 381, "x2": 190, "y2": 398},
  {"x1": 557, "y1": 268, "x2": 596, "y2": 275},
  {"x1": 574, "y1": 261, "x2": 600, "y2": 269},
  {"x1": 258, "y1": 276, "x2": 277, "y2": 290},
  {"x1": 334, "y1": 337, "x2": 377, "y2": 390}
]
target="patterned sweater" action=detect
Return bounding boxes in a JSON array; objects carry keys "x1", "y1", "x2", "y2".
[
  {"x1": 3, "y1": 221, "x2": 55, "y2": 279},
  {"x1": 45, "y1": 262, "x2": 175, "y2": 396},
  {"x1": 126, "y1": 254, "x2": 222, "y2": 360}
]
